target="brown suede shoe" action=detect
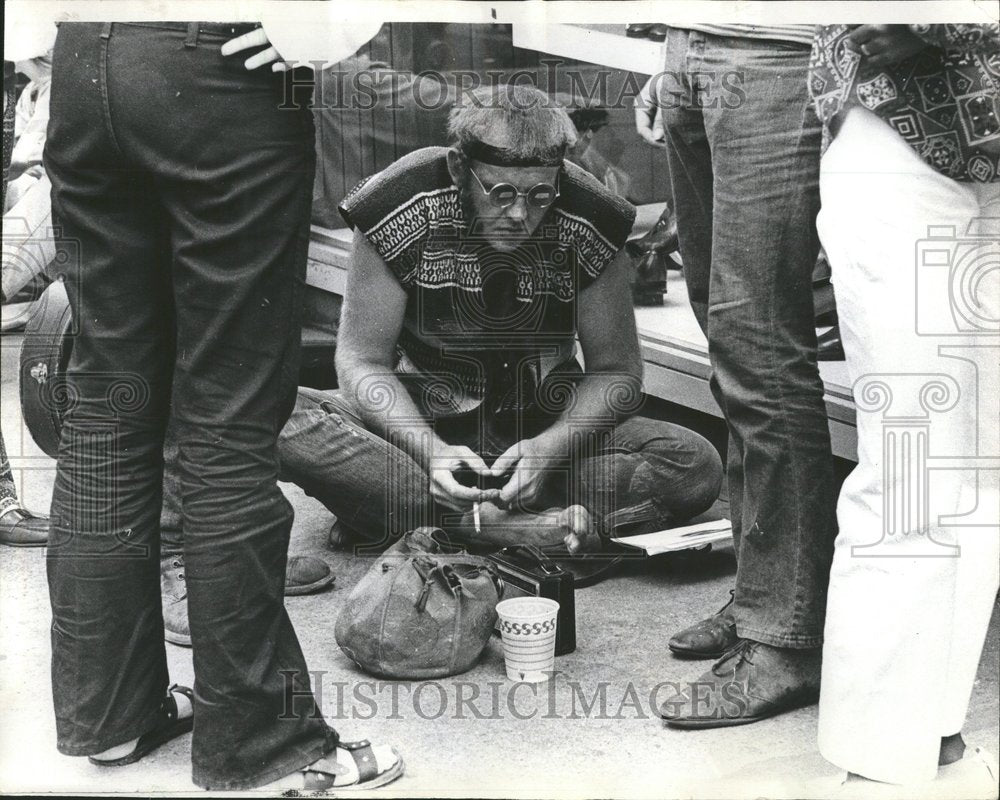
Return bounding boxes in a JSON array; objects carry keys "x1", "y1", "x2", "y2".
[
  {"x1": 668, "y1": 589, "x2": 738, "y2": 659},
  {"x1": 659, "y1": 639, "x2": 821, "y2": 728},
  {"x1": 283, "y1": 554, "x2": 336, "y2": 596},
  {"x1": 161, "y1": 554, "x2": 334, "y2": 647}
]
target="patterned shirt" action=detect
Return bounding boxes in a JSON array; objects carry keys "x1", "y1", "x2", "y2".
[
  {"x1": 809, "y1": 24, "x2": 1000, "y2": 182},
  {"x1": 339, "y1": 146, "x2": 636, "y2": 421}
]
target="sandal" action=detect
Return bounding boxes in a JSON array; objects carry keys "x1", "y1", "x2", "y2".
[
  {"x1": 300, "y1": 740, "x2": 405, "y2": 791},
  {"x1": 88, "y1": 684, "x2": 194, "y2": 767}
]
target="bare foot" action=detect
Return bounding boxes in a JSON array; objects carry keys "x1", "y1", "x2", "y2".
[{"x1": 461, "y1": 502, "x2": 597, "y2": 552}]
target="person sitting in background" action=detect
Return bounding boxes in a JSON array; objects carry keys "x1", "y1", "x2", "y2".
[
  {"x1": 808, "y1": 23, "x2": 1000, "y2": 797},
  {"x1": 278, "y1": 84, "x2": 723, "y2": 553},
  {"x1": 1, "y1": 22, "x2": 54, "y2": 546},
  {"x1": 0, "y1": 434, "x2": 46, "y2": 546},
  {"x1": 2, "y1": 50, "x2": 54, "y2": 329},
  {"x1": 564, "y1": 101, "x2": 632, "y2": 201}
]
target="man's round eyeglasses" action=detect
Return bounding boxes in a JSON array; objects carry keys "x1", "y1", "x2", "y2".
[{"x1": 468, "y1": 165, "x2": 560, "y2": 209}]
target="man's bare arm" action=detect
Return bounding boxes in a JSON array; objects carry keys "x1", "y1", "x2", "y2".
[
  {"x1": 335, "y1": 228, "x2": 495, "y2": 511},
  {"x1": 538, "y1": 247, "x2": 644, "y2": 452}
]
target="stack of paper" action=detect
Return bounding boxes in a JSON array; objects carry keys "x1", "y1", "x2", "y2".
[{"x1": 611, "y1": 519, "x2": 732, "y2": 556}]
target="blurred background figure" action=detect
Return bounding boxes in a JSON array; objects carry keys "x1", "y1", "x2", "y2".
[
  {"x1": 1, "y1": 15, "x2": 55, "y2": 546},
  {"x1": 564, "y1": 100, "x2": 632, "y2": 200},
  {"x1": 2, "y1": 17, "x2": 56, "y2": 330}
]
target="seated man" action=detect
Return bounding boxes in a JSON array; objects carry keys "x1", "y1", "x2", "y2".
[{"x1": 279, "y1": 84, "x2": 723, "y2": 552}]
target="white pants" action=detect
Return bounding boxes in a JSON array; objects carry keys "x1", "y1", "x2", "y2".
[{"x1": 816, "y1": 107, "x2": 1000, "y2": 785}]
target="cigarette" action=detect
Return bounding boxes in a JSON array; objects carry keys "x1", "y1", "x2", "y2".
[{"x1": 473, "y1": 501, "x2": 481, "y2": 536}]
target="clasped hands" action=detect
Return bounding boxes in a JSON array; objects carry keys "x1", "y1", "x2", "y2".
[{"x1": 429, "y1": 438, "x2": 565, "y2": 514}]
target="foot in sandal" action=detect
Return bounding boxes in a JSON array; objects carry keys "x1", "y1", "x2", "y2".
[
  {"x1": 261, "y1": 739, "x2": 404, "y2": 791},
  {"x1": 89, "y1": 684, "x2": 194, "y2": 766}
]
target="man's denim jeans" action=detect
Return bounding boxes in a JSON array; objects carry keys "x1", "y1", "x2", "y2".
[
  {"x1": 221, "y1": 387, "x2": 724, "y2": 545},
  {"x1": 659, "y1": 28, "x2": 838, "y2": 648},
  {"x1": 44, "y1": 23, "x2": 334, "y2": 790}
]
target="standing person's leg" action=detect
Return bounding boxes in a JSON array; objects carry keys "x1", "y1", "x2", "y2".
[
  {"x1": 699, "y1": 37, "x2": 834, "y2": 653},
  {"x1": 158, "y1": 410, "x2": 334, "y2": 649},
  {"x1": 817, "y1": 107, "x2": 1000, "y2": 786},
  {"x1": 659, "y1": 28, "x2": 744, "y2": 659},
  {"x1": 938, "y1": 193, "x2": 1000, "y2": 771},
  {"x1": 44, "y1": 22, "x2": 177, "y2": 756},
  {"x1": 659, "y1": 27, "x2": 715, "y2": 337},
  {"x1": 659, "y1": 35, "x2": 836, "y2": 727},
  {"x1": 108, "y1": 24, "x2": 334, "y2": 789}
]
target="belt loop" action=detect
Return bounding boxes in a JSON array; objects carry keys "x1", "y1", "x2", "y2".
[
  {"x1": 184, "y1": 22, "x2": 199, "y2": 48},
  {"x1": 99, "y1": 22, "x2": 112, "y2": 39}
]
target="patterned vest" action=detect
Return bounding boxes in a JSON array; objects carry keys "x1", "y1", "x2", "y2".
[{"x1": 339, "y1": 147, "x2": 636, "y2": 420}]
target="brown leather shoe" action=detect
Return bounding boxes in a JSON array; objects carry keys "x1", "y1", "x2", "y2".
[
  {"x1": 668, "y1": 589, "x2": 738, "y2": 659},
  {"x1": 283, "y1": 554, "x2": 336, "y2": 596},
  {"x1": 0, "y1": 508, "x2": 49, "y2": 547},
  {"x1": 659, "y1": 639, "x2": 821, "y2": 728},
  {"x1": 160, "y1": 554, "x2": 334, "y2": 647}
]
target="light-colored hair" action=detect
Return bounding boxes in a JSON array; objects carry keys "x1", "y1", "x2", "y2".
[{"x1": 448, "y1": 84, "x2": 577, "y2": 162}]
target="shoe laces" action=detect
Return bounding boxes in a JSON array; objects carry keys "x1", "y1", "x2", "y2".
[
  {"x1": 712, "y1": 638, "x2": 758, "y2": 677},
  {"x1": 715, "y1": 588, "x2": 735, "y2": 617}
]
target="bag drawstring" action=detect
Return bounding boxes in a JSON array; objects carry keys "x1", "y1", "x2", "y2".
[{"x1": 410, "y1": 558, "x2": 495, "y2": 612}]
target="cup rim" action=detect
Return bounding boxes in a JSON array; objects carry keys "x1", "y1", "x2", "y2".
[{"x1": 496, "y1": 597, "x2": 560, "y2": 619}]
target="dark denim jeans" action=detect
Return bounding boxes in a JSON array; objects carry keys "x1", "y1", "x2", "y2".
[
  {"x1": 161, "y1": 386, "x2": 723, "y2": 550},
  {"x1": 264, "y1": 387, "x2": 723, "y2": 545},
  {"x1": 659, "y1": 29, "x2": 837, "y2": 648},
  {"x1": 44, "y1": 23, "x2": 335, "y2": 789}
]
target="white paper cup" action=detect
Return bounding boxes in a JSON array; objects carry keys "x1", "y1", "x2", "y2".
[{"x1": 495, "y1": 597, "x2": 559, "y2": 683}]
